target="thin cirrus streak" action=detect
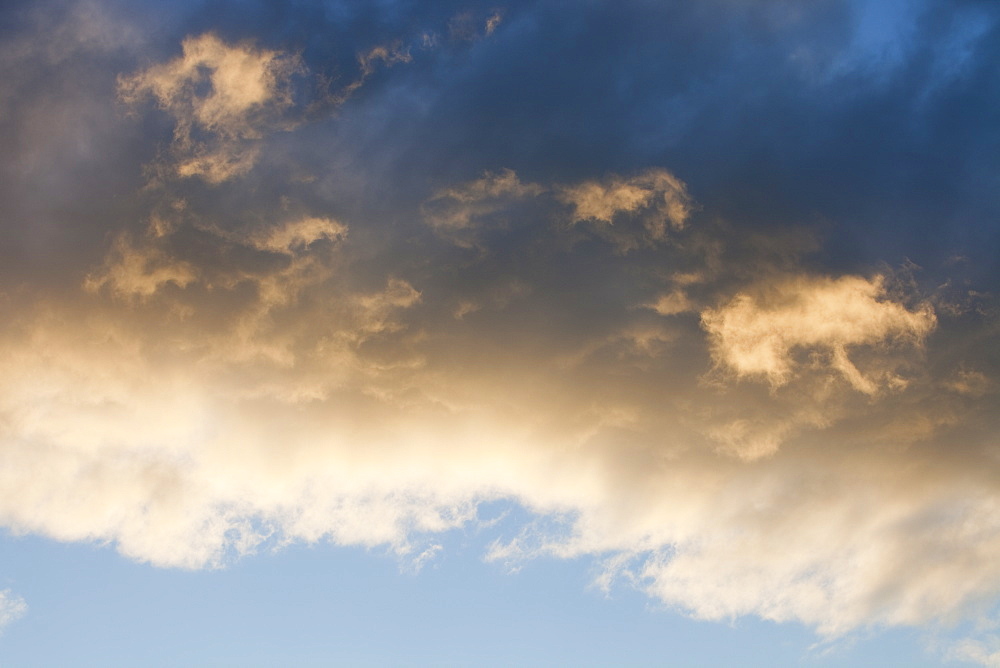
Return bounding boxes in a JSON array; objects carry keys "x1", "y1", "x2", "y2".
[{"x1": 1, "y1": 6, "x2": 1000, "y2": 662}]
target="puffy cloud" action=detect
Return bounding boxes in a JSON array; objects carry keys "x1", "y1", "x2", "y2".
[
  {"x1": 701, "y1": 274, "x2": 936, "y2": 393},
  {"x1": 4, "y1": 135, "x2": 999, "y2": 662},
  {"x1": 116, "y1": 29, "x2": 417, "y2": 184},
  {"x1": 0, "y1": 209, "x2": 429, "y2": 567}
]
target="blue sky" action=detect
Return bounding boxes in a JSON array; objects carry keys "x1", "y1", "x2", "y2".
[
  {"x1": 1, "y1": 0, "x2": 999, "y2": 665},
  {"x1": 0, "y1": 524, "x2": 946, "y2": 667}
]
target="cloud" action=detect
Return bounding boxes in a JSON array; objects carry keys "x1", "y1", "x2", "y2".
[
  {"x1": 423, "y1": 168, "x2": 544, "y2": 230},
  {"x1": 116, "y1": 29, "x2": 417, "y2": 184},
  {"x1": 556, "y1": 168, "x2": 694, "y2": 252},
  {"x1": 118, "y1": 33, "x2": 303, "y2": 183},
  {"x1": 3, "y1": 4, "x2": 1000, "y2": 662},
  {"x1": 485, "y1": 11, "x2": 504, "y2": 36},
  {"x1": 3, "y1": 153, "x2": 998, "y2": 645},
  {"x1": 421, "y1": 168, "x2": 545, "y2": 247},
  {"x1": 0, "y1": 590, "x2": 26, "y2": 632},
  {"x1": 701, "y1": 274, "x2": 936, "y2": 393},
  {"x1": 250, "y1": 216, "x2": 348, "y2": 253},
  {"x1": 421, "y1": 167, "x2": 696, "y2": 253},
  {"x1": 330, "y1": 42, "x2": 412, "y2": 106},
  {"x1": 644, "y1": 289, "x2": 695, "y2": 316},
  {"x1": 0, "y1": 165, "x2": 997, "y2": 661},
  {"x1": 83, "y1": 229, "x2": 198, "y2": 301},
  {"x1": 947, "y1": 635, "x2": 1000, "y2": 667},
  {"x1": 447, "y1": 10, "x2": 505, "y2": 42}
]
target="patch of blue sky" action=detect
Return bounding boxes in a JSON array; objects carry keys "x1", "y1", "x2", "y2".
[{"x1": 0, "y1": 510, "x2": 957, "y2": 667}]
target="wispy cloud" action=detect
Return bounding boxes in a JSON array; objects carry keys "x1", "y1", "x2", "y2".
[
  {"x1": 422, "y1": 168, "x2": 544, "y2": 243},
  {"x1": 118, "y1": 33, "x2": 303, "y2": 183},
  {"x1": 557, "y1": 168, "x2": 695, "y2": 252},
  {"x1": 0, "y1": 590, "x2": 26, "y2": 632}
]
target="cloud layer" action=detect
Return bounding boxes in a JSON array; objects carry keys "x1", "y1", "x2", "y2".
[{"x1": 2, "y1": 1, "x2": 1000, "y2": 662}]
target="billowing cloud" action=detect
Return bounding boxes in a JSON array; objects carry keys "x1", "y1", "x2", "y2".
[{"x1": 3, "y1": 2, "x2": 1000, "y2": 664}]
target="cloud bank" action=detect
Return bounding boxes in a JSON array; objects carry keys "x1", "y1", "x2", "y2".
[{"x1": 2, "y1": 1, "x2": 1000, "y2": 662}]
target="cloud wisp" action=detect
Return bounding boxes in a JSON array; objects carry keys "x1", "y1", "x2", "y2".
[
  {"x1": 118, "y1": 33, "x2": 303, "y2": 183},
  {"x1": 0, "y1": 591, "x2": 26, "y2": 633}
]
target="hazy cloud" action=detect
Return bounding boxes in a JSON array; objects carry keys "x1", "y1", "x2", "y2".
[
  {"x1": 0, "y1": 590, "x2": 26, "y2": 632},
  {"x1": 421, "y1": 168, "x2": 545, "y2": 247}
]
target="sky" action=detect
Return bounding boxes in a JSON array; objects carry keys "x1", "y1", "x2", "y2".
[{"x1": 0, "y1": 0, "x2": 999, "y2": 665}]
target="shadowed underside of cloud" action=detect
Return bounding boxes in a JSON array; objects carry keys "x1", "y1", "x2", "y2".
[{"x1": 2, "y1": 0, "x2": 1000, "y2": 661}]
